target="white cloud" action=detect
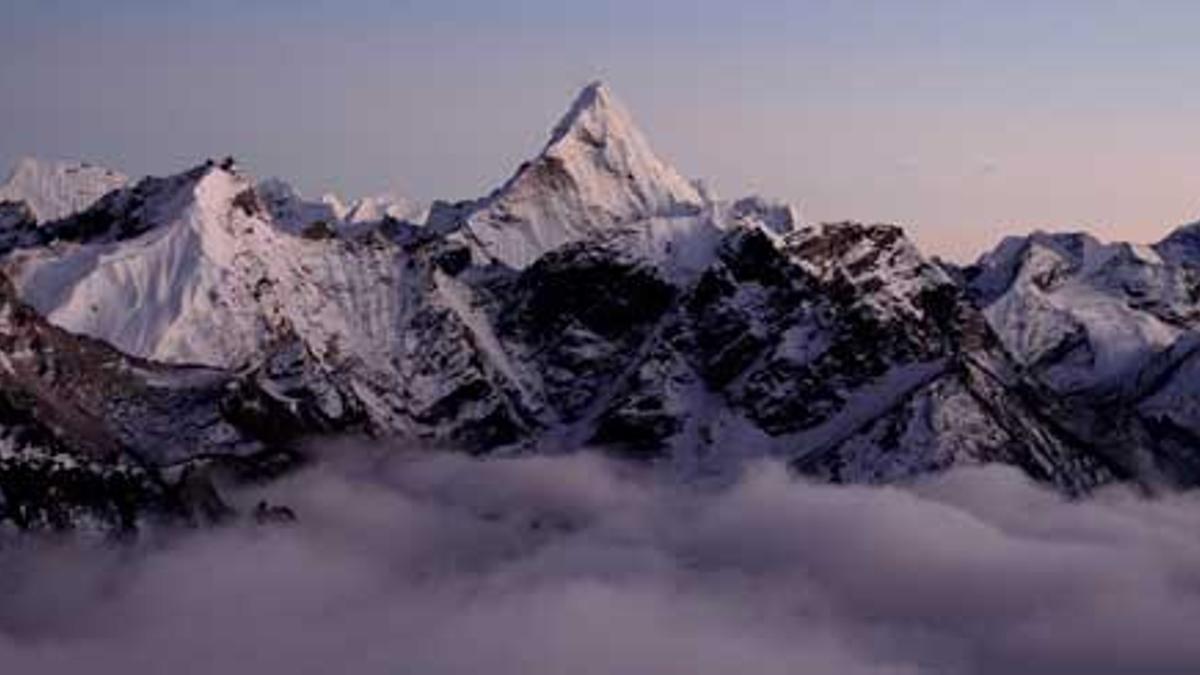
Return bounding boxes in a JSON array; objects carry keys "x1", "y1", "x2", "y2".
[{"x1": 2, "y1": 443, "x2": 1199, "y2": 674}]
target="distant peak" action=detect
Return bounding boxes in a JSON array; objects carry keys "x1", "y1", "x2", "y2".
[
  {"x1": 0, "y1": 156, "x2": 128, "y2": 223},
  {"x1": 11, "y1": 156, "x2": 57, "y2": 173},
  {"x1": 7, "y1": 156, "x2": 123, "y2": 178},
  {"x1": 1153, "y1": 219, "x2": 1200, "y2": 264},
  {"x1": 6, "y1": 157, "x2": 73, "y2": 183}
]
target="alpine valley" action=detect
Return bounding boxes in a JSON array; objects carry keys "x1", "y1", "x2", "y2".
[{"x1": 2, "y1": 83, "x2": 1199, "y2": 531}]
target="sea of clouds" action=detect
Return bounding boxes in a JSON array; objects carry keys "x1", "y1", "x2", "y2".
[{"x1": 2, "y1": 443, "x2": 1200, "y2": 674}]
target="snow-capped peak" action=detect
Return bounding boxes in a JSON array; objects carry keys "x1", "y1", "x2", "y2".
[
  {"x1": 540, "y1": 80, "x2": 703, "y2": 215},
  {"x1": 0, "y1": 157, "x2": 128, "y2": 224},
  {"x1": 546, "y1": 82, "x2": 650, "y2": 151},
  {"x1": 726, "y1": 196, "x2": 799, "y2": 235},
  {"x1": 343, "y1": 193, "x2": 426, "y2": 226},
  {"x1": 1153, "y1": 219, "x2": 1200, "y2": 266},
  {"x1": 455, "y1": 81, "x2": 706, "y2": 269}
]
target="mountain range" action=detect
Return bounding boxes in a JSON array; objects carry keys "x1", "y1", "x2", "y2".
[{"x1": 2, "y1": 82, "x2": 1198, "y2": 531}]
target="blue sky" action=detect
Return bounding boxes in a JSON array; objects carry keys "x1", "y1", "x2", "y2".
[{"x1": 4, "y1": 0, "x2": 1200, "y2": 258}]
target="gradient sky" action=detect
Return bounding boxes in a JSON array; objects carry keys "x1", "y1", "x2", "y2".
[{"x1": 4, "y1": 0, "x2": 1200, "y2": 259}]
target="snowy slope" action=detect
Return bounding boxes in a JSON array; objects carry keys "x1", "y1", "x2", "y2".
[
  {"x1": 6, "y1": 165, "x2": 400, "y2": 369},
  {"x1": 968, "y1": 232, "x2": 1194, "y2": 392},
  {"x1": 0, "y1": 157, "x2": 128, "y2": 223},
  {"x1": 963, "y1": 226, "x2": 1200, "y2": 487},
  {"x1": 449, "y1": 82, "x2": 706, "y2": 269}
]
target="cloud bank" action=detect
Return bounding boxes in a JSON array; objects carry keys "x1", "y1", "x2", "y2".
[{"x1": 2, "y1": 444, "x2": 1200, "y2": 674}]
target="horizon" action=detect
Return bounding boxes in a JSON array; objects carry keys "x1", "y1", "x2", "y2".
[{"x1": 6, "y1": 2, "x2": 1200, "y2": 260}]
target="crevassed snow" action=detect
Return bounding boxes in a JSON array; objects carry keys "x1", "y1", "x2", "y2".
[{"x1": 0, "y1": 157, "x2": 129, "y2": 223}]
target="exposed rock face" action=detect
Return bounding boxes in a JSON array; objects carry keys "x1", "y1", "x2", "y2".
[
  {"x1": 0, "y1": 201, "x2": 38, "y2": 252},
  {"x1": 0, "y1": 201, "x2": 35, "y2": 231},
  {"x1": 498, "y1": 243, "x2": 678, "y2": 424},
  {"x1": 566, "y1": 223, "x2": 1114, "y2": 492}
]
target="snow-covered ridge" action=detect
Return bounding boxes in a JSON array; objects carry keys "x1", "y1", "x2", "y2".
[
  {"x1": 966, "y1": 228, "x2": 1200, "y2": 393},
  {"x1": 0, "y1": 157, "x2": 128, "y2": 223},
  {"x1": 256, "y1": 177, "x2": 426, "y2": 234}
]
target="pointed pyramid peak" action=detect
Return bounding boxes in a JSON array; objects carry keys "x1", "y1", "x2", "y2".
[
  {"x1": 529, "y1": 81, "x2": 701, "y2": 205},
  {"x1": 567, "y1": 80, "x2": 613, "y2": 110},
  {"x1": 546, "y1": 80, "x2": 631, "y2": 149},
  {"x1": 456, "y1": 81, "x2": 707, "y2": 269},
  {"x1": 576, "y1": 79, "x2": 611, "y2": 104}
]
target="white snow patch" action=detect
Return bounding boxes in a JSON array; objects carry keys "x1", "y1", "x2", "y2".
[{"x1": 0, "y1": 157, "x2": 128, "y2": 223}]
